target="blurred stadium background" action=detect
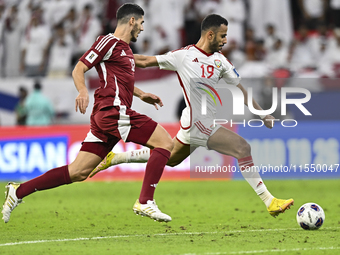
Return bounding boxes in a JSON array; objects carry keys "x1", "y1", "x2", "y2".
[{"x1": 0, "y1": 0, "x2": 339, "y2": 181}]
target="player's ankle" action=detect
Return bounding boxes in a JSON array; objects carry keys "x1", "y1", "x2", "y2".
[
  {"x1": 112, "y1": 152, "x2": 128, "y2": 164},
  {"x1": 128, "y1": 148, "x2": 150, "y2": 163},
  {"x1": 259, "y1": 190, "x2": 274, "y2": 208}
]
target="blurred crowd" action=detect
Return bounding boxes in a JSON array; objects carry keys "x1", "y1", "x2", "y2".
[
  {"x1": 0, "y1": 0, "x2": 340, "y2": 79},
  {"x1": 0, "y1": 0, "x2": 105, "y2": 78}
]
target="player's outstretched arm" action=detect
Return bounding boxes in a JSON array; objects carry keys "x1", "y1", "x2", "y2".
[
  {"x1": 134, "y1": 54, "x2": 159, "y2": 68},
  {"x1": 133, "y1": 86, "x2": 163, "y2": 110},
  {"x1": 72, "y1": 61, "x2": 90, "y2": 114},
  {"x1": 237, "y1": 83, "x2": 275, "y2": 129}
]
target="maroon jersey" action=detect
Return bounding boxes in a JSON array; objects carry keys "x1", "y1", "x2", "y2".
[{"x1": 80, "y1": 34, "x2": 136, "y2": 112}]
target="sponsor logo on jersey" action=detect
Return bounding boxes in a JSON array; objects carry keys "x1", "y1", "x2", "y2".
[
  {"x1": 192, "y1": 58, "x2": 199, "y2": 62},
  {"x1": 120, "y1": 50, "x2": 126, "y2": 56},
  {"x1": 214, "y1": 59, "x2": 222, "y2": 68},
  {"x1": 85, "y1": 50, "x2": 98, "y2": 63}
]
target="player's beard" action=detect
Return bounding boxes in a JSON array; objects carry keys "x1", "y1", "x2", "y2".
[
  {"x1": 131, "y1": 24, "x2": 139, "y2": 42},
  {"x1": 209, "y1": 38, "x2": 220, "y2": 53}
]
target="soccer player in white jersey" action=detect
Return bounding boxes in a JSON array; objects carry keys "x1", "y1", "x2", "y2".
[{"x1": 90, "y1": 14, "x2": 294, "y2": 218}]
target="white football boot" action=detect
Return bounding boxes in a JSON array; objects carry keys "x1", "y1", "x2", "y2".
[
  {"x1": 2, "y1": 182, "x2": 22, "y2": 223},
  {"x1": 133, "y1": 199, "x2": 171, "y2": 222}
]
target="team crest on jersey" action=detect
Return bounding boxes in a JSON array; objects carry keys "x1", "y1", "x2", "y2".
[{"x1": 214, "y1": 59, "x2": 222, "y2": 68}]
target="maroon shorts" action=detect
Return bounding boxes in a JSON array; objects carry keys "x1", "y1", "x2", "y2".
[{"x1": 80, "y1": 106, "x2": 157, "y2": 158}]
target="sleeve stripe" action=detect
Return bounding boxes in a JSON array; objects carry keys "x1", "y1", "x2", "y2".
[
  {"x1": 95, "y1": 34, "x2": 115, "y2": 51},
  {"x1": 95, "y1": 34, "x2": 111, "y2": 50},
  {"x1": 102, "y1": 41, "x2": 118, "y2": 61},
  {"x1": 98, "y1": 37, "x2": 115, "y2": 52}
]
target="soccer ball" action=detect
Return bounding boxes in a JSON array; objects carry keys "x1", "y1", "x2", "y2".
[{"x1": 296, "y1": 203, "x2": 325, "y2": 230}]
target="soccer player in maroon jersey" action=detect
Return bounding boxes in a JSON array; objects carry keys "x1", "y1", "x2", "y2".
[
  {"x1": 2, "y1": 3, "x2": 173, "y2": 223},
  {"x1": 91, "y1": 14, "x2": 294, "y2": 218}
]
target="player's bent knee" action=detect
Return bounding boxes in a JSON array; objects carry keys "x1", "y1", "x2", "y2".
[
  {"x1": 77, "y1": 172, "x2": 89, "y2": 182},
  {"x1": 69, "y1": 168, "x2": 91, "y2": 182},
  {"x1": 147, "y1": 126, "x2": 174, "y2": 151},
  {"x1": 157, "y1": 138, "x2": 174, "y2": 152},
  {"x1": 70, "y1": 173, "x2": 86, "y2": 182},
  {"x1": 165, "y1": 139, "x2": 175, "y2": 152}
]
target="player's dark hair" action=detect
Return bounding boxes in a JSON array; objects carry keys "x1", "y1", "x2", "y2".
[
  {"x1": 116, "y1": 3, "x2": 144, "y2": 24},
  {"x1": 201, "y1": 14, "x2": 228, "y2": 33}
]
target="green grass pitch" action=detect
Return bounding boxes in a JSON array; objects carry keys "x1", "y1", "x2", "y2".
[{"x1": 0, "y1": 179, "x2": 339, "y2": 255}]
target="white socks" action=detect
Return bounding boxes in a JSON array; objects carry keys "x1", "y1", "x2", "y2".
[
  {"x1": 259, "y1": 190, "x2": 274, "y2": 208},
  {"x1": 111, "y1": 147, "x2": 151, "y2": 165},
  {"x1": 240, "y1": 166, "x2": 274, "y2": 208}
]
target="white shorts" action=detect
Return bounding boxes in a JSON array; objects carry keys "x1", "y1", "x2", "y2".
[{"x1": 176, "y1": 107, "x2": 221, "y2": 148}]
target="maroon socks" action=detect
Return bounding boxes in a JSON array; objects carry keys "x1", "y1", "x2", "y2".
[
  {"x1": 139, "y1": 148, "x2": 170, "y2": 204},
  {"x1": 15, "y1": 148, "x2": 171, "y2": 204},
  {"x1": 16, "y1": 165, "x2": 72, "y2": 199}
]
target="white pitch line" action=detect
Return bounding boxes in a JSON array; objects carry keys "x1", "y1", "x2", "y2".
[
  {"x1": 180, "y1": 246, "x2": 340, "y2": 255},
  {"x1": 0, "y1": 227, "x2": 339, "y2": 247}
]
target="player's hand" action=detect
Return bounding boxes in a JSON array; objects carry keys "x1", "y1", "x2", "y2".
[
  {"x1": 140, "y1": 93, "x2": 163, "y2": 110},
  {"x1": 75, "y1": 89, "x2": 89, "y2": 114},
  {"x1": 262, "y1": 115, "x2": 275, "y2": 129}
]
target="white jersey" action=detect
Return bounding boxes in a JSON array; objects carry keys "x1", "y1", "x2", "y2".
[{"x1": 156, "y1": 45, "x2": 241, "y2": 131}]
